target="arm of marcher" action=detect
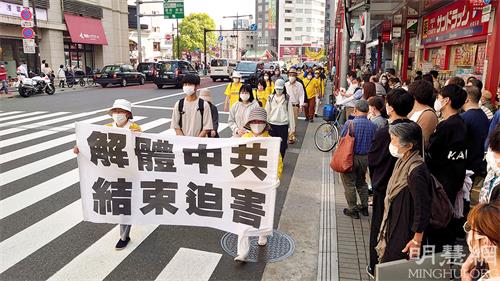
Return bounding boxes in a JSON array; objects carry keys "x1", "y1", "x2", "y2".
[
  {"x1": 288, "y1": 100, "x2": 295, "y2": 132},
  {"x1": 228, "y1": 104, "x2": 238, "y2": 135}
]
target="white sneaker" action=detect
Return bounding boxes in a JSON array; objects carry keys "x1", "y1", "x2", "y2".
[
  {"x1": 234, "y1": 254, "x2": 248, "y2": 262},
  {"x1": 258, "y1": 235, "x2": 268, "y2": 246}
]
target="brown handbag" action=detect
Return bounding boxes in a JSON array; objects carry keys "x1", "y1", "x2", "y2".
[{"x1": 330, "y1": 122, "x2": 355, "y2": 173}]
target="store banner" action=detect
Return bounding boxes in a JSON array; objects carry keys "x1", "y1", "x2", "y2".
[
  {"x1": 453, "y1": 44, "x2": 478, "y2": 67},
  {"x1": 76, "y1": 123, "x2": 280, "y2": 236},
  {"x1": 422, "y1": 1, "x2": 488, "y2": 45}
]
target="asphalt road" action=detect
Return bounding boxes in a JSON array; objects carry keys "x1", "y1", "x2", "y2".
[{"x1": 0, "y1": 79, "x2": 309, "y2": 281}]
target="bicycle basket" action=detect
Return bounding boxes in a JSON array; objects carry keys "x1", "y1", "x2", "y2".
[{"x1": 322, "y1": 104, "x2": 336, "y2": 121}]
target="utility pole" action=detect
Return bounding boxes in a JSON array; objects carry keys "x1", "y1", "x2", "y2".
[
  {"x1": 176, "y1": 18, "x2": 180, "y2": 59},
  {"x1": 223, "y1": 13, "x2": 252, "y2": 60},
  {"x1": 31, "y1": 0, "x2": 40, "y2": 74},
  {"x1": 135, "y1": 0, "x2": 142, "y2": 63}
]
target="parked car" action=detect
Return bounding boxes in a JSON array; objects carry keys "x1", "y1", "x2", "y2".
[
  {"x1": 94, "y1": 64, "x2": 145, "y2": 88},
  {"x1": 137, "y1": 62, "x2": 158, "y2": 81},
  {"x1": 209, "y1": 58, "x2": 236, "y2": 82},
  {"x1": 263, "y1": 62, "x2": 277, "y2": 73},
  {"x1": 234, "y1": 61, "x2": 264, "y2": 86},
  {"x1": 154, "y1": 60, "x2": 198, "y2": 89}
]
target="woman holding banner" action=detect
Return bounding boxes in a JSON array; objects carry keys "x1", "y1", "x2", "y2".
[{"x1": 73, "y1": 99, "x2": 141, "y2": 250}]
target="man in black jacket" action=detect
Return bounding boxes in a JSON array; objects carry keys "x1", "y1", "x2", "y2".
[{"x1": 367, "y1": 88, "x2": 415, "y2": 277}]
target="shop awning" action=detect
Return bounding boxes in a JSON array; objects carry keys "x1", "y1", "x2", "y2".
[{"x1": 64, "y1": 14, "x2": 108, "y2": 45}]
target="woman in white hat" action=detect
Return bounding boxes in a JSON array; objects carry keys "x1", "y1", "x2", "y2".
[
  {"x1": 73, "y1": 99, "x2": 141, "y2": 250},
  {"x1": 224, "y1": 71, "x2": 243, "y2": 111},
  {"x1": 228, "y1": 84, "x2": 260, "y2": 137}
]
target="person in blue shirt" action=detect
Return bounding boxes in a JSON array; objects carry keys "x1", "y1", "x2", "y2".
[
  {"x1": 339, "y1": 100, "x2": 377, "y2": 219},
  {"x1": 486, "y1": 110, "x2": 500, "y2": 150}
]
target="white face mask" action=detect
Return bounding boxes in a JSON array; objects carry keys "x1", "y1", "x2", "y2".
[
  {"x1": 486, "y1": 149, "x2": 500, "y2": 176},
  {"x1": 275, "y1": 89, "x2": 284, "y2": 96},
  {"x1": 264, "y1": 76, "x2": 269, "y2": 80},
  {"x1": 250, "y1": 123, "x2": 266, "y2": 135},
  {"x1": 307, "y1": 75, "x2": 313, "y2": 80},
  {"x1": 233, "y1": 78, "x2": 240, "y2": 83},
  {"x1": 434, "y1": 98, "x2": 446, "y2": 112},
  {"x1": 240, "y1": 93, "x2": 250, "y2": 101},
  {"x1": 289, "y1": 76, "x2": 296, "y2": 83},
  {"x1": 389, "y1": 143, "x2": 404, "y2": 158},
  {"x1": 183, "y1": 86, "x2": 196, "y2": 96},
  {"x1": 112, "y1": 113, "x2": 128, "y2": 126}
]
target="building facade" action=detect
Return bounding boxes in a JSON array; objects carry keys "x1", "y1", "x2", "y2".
[
  {"x1": 255, "y1": 0, "x2": 278, "y2": 58},
  {"x1": 0, "y1": 0, "x2": 129, "y2": 78}
]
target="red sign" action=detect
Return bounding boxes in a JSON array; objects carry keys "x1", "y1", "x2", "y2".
[
  {"x1": 165, "y1": 34, "x2": 172, "y2": 40},
  {"x1": 20, "y1": 8, "x2": 32, "y2": 21},
  {"x1": 63, "y1": 14, "x2": 108, "y2": 45},
  {"x1": 421, "y1": 0, "x2": 488, "y2": 45},
  {"x1": 22, "y1": 27, "x2": 34, "y2": 39}
]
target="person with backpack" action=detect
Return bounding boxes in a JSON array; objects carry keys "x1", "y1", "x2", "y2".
[
  {"x1": 265, "y1": 79, "x2": 295, "y2": 158},
  {"x1": 199, "y1": 88, "x2": 219, "y2": 138},
  {"x1": 303, "y1": 70, "x2": 321, "y2": 122},
  {"x1": 375, "y1": 122, "x2": 432, "y2": 264},
  {"x1": 171, "y1": 74, "x2": 213, "y2": 137},
  {"x1": 366, "y1": 88, "x2": 415, "y2": 277},
  {"x1": 228, "y1": 84, "x2": 260, "y2": 137},
  {"x1": 224, "y1": 72, "x2": 243, "y2": 111}
]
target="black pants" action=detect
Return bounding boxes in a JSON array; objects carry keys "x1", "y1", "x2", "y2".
[
  {"x1": 270, "y1": 124, "x2": 288, "y2": 158},
  {"x1": 369, "y1": 188, "x2": 386, "y2": 271}
]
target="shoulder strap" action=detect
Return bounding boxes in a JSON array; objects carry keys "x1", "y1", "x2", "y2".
[
  {"x1": 178, "y1": 98, "x2": 185, "y2": 128},
  {"x1": 198, "y1": 98, "x2": 204, "y2": 130},
  {"x1": 305, "y1": 79, "x2": 313, "y2": 89}
]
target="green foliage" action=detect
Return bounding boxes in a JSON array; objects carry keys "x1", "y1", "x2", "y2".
[{"x1": 175, "y1": 13, "x2": 216, "y2": 54}]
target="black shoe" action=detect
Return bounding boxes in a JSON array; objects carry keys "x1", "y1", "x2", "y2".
[
  {"x1": 309, "y1": 119, "x2": 314, "y2": 123},
  {"x1": 115, "y1": 237, "x2": 130, "y2": 250},
  {"x1": 314, "y1": 114, "x2": 318, "y2": 117},
  {"x1": 360, "y1": 207, "x2": 369, "y2": 216},
  {"x1": 343, "y1": 208, "x2": 360, "y2": 219}
]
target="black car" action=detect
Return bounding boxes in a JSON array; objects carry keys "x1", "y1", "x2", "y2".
[
  {"x1": 234, "y1": 61, "x2": 264, "y2": 86},
  {"x1": 137, "y1": 62, "x2": 158, "y2": 81},
  {"x1": 154, "y1": 60, "x2": 199, "y2": 89},
  {"x1": 94, "y1": 64, "x2": 145, "y2": 88}
]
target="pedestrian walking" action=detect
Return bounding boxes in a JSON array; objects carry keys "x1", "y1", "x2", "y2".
[
  {"x1": 339, "y1": 100, "x2": 377, "y2": 219},
  {"x1": 228, "y1": 84, "x2": 260, "y2": 137},
  {"x1": 303, "y1": 70, "x2": 320, "y2": 122},
  {"x1": 314, "y1": 70, "x2": 325, "y2": 117},
  {"x1": 73, "y1": 99, "x2": 141, "y2": 250},
  {"x1": 266, "y1": 79, "x2": 295, "y2": 158},
  {"x1": 199, "y1": 88, "x2": 219, "y2": 138},
  {"x1": 0, "y1": 63, "x2": 9, "y2": 96},
  {"x1": 224, "y1": 72, "x2": 243, "y2": 111},
  {"x1": 235, "y1": 106, "x2": 282, "y2": 262},
  {"x1": 253, "y1": 78, "x2": 271, "y2": 108},
  {"x1": 408, "y1": 80, "x2": 439, "y2": 148},
  {"x1": 56, "y1": 65, "x2": 66, "y2": 88},
  {"x1": 375, "y1": 122, "x2": 432, "y2": 264},
  {"x1": 263, "y1": 72, "x2": 274, "y2": 93},
  {"x1": 171, "y1": 74, "x2": 213, "y2": 137}
]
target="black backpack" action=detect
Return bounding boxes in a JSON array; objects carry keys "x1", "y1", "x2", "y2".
[
  {"x1": 178, "y1": 98, "x2": 204, "y2": 129},
  {"x1": 429, "y1": 174, "x2": 454, "y2": 229}
]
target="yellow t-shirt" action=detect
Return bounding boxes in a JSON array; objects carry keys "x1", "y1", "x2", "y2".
[
  {"x1": 253, "y1": 89, "x2": 271, "y2": 108},
  {"x1": 242, "y1": 131, "x2": 283, "y2": 179},
  {"x1": 266, "y1": 80, "x2": 274, "y2": 94},
  {"x1": 303, "y1": 77, "x2": 320, "y2": 99},
  {"x1": 105, "y1": 121, "x2": 142, "y2": 131},
  {"x1": 224, "y1": 82, "x2": 243, "y2": 108}
]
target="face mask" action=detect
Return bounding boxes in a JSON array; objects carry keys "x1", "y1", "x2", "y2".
[
  {"x1": 275, "y1": 89, "x2": 284, "y2": 96},
  {"x1": 434, "y1": 98, "x2": 446, "y2": 112},
  {"x1": 389, "y1": 143, "x2": 404, "y2": 158},
  {"x1": 112, "y1": 113, "x2": 128, "y2": 126},
  {"x1": 233, "y1": 78, "x2": 240, "y2": 83},
  {"x1": 183, "y1": 86, "x2": 195, "y2": 96},
  {"x1": 315, "y1": 75, "x2": 320, "y2": 78},
  {"x1": 264, "y1": 76, "x2": 269, "y2": 80},
  {"x1": 250, "y1": 123, "x2": 266, "y2": 135},
  {"x1": 486, "y1": 149, "x2": 500, "y2": 176},
  {"x1": 289, "y1": 76, "x2": 296, "y2": 83},
  {"x1": 307, "y1": 75, "x2": 313, "y2": 80},
  {"x1": 240, "y1": 93, "x2": 250, "y2": 101}
]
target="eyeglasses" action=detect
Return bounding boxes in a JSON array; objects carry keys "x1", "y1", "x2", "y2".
[{"x1": 463, "y1": 222, "x2": 471, "y2": 232}]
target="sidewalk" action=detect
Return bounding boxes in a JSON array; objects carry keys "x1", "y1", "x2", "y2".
[
  {"x1": 0, "y1": 84, "x2": 99, "y2": 100},
  {"x1": 262, "y1": 118, "x2": 370, "y2": 281}
]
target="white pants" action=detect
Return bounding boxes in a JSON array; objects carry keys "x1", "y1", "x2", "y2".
[
  {"x1": 237, "y1": 235, "x2": 267, "y2": 256},
  {"x1": 315, "y1": 96, "x2": 322, "y2": 114}
]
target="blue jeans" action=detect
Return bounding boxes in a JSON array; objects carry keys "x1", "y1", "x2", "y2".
[{"x1": 1, "y1": 80, "x2": 7, "y2": 94}]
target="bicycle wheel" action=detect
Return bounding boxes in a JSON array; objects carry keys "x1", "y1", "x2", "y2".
[
  {"x1": 67, "y1": 80, "x2": 74, "y2": 88},
  {"x1": 79, "y1": 78, "x2": 85, "y2": 87},
  {"x1": 314, "y1": 122, "x2": 339, "y2": 152}
]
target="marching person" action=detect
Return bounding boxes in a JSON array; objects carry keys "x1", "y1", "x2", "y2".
[
  {"x1": 199, "y1": 88, "x2": 219, "y2": 138},
  {"x1": 303, "y1": 70, "x2": 321, "y2": 122},
  {"x1": 254, "y1": 78, "x2": 271, "y2": 108},
  {"x1": 73, "y1": 99, "x2": 141, "y2": 250},
  {"x1": 314, "y1": 70, "x2": 325, "y2": 117},
  {"x1": 235, "y1": 106, "x2": 283, "y2": 262},
  {"x1": 171, "y1": 74, "x2": 213, "y2": 137},
  {"x1": 265, "y1": 79, "x2": 295, "y2": 158},
  {"x1": 263, "y1": 72, "x2": 274, "y2": 93},
  {"x1": 224, "y1": 71, "x2": 243, "y2": 111},
  {"x1": 228, "y1": 84, "x2": 260, "y2": 137}
]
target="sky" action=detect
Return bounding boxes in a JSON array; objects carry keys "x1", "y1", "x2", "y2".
[{"x1": 129, "y1": 0, "x2": 256, "y2": 30}]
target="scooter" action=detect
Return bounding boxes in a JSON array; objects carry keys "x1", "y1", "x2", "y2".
[{"x1": 17, "y1": 72, "x2": 56, "y2": 97}]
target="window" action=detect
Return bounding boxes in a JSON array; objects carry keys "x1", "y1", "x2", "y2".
[
  {"x1": 296, "y1": 18, "x2": 303, "y2": 22},
  {"x1": 305, "y1": 9, "x2": 312, "y2": 14},
  {"x1": 306, "y1": 27, "x2": 312, "y2": 32},
  {"x1": 296, "y1": 0, "x2": 303, "y2": 3},
  {"x1": 306, "y1": 18, "x2": 312, "y2": 23},
  {"x1": 305, "y1": 0, "x2": 312, "y2": 4},
  {"x1": 153, "y1": 42, "x2": 160, "y2": 51},
  {"x1": 153, "y1": 27, "x2": 160, "y2": 33},
  {"x1": 296, "y1": 8, "x2": 303, "y2": 13},
  {"x1": 285, "y1": 28, "x2": 292, "y2": 32},
  {"x1": 285, "y1": 0, "x2": 292, "y2": 3},
  {"x1": 285, "y1": 9, "x2": 292, "y2": 13},
  {"x1": 285, "y1": 18, "x2": 292, "y2": 22},
  {"x1": 284, "y1": 37, "x2": 292, "y2": 41},
  {"x1": 295, "y1": 27, "x2": 303, "y2": 31}
]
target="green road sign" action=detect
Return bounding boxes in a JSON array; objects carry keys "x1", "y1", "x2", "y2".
[{"x1": 164, "y1": 0, "x2": 184, "y2": 19}]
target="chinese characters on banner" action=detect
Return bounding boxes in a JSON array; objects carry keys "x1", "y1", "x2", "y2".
[
  {"x1": 421, "y1": 0, "x2": 488, "y2": 45},
  {"x1": 453, "y1": 44, "x2": 478, "y2": 67},
  {"x1": 75, "y1": 123, "x2": 281, "y2": 237}
]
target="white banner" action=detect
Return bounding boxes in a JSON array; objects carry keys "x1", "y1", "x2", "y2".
[{"x1": 76, "y1": 123, "x2": 281, "y2": 237}]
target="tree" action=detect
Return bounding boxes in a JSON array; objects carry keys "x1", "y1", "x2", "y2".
[{"x1": 175, "y1": 13, "x2": 216, "y2": 56}]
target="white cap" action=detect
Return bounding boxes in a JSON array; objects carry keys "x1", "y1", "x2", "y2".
[
  {"x1": 274, "y1": 79, "x2": 285, "y2": 90},
  {"x1": 109, "y1": 99, "x2": 133, "y2": 119},
  {"x1": 232, "y1": 71, "x2": 242, "y2": 79}
]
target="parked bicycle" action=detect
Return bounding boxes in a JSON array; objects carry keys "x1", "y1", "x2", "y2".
[{"x1": 314, "y1": 103, "x2": 345, "y2": 152}]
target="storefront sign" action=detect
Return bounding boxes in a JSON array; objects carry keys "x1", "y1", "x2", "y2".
[
  {"x1": 429, "y1": 48, "x2": 446, "y2": 69},
  {"x1": 76, "y1": 123, "x2": 280, "y2": 236},
  {"x1": 481, "y1": 5, "x2": 491, "y2": 23},
  {"x1": 392, "y1": 27, "x2": 402, "y2": 38},
  {"x1": 64, "y1": 14, "x2": 108, "y2": 45},
  {"x1": 407, "y1": 19, "x2": 418, "y2": 33},
  {"x1": 475, "y1": 43, "x2": 486, "y2": 73},
  {"x1": 453, "y1": 44, "x2": 477, "y2": 66},
  {"x1": 22, "y1": 39, "x2": 35, "y2": 54},
  {"x1": 421, "y1": 1, "x2": 488, "y2": 45}
]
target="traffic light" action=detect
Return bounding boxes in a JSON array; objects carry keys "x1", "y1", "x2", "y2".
[{"x1": 360, "y1": 11, "x2": 371, "y2": 43}]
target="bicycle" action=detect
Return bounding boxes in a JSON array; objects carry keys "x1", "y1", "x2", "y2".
[{"x1": 314, "y1": 104, "x2": 345, "y2": 152}]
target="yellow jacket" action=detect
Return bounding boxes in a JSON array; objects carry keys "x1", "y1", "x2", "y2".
[
  {"x1": 242, "y1": 131, "x2": 283, "y2": 179},
  {"x1": 224, "y1": 82, "x2": 243, "y2": 108},
  {"x1": 266, "y1": 80, "x2": 274, "y2": 94},
  {"x1": 105, "y1": 121, "x2": 142, "y2": 131},
  {"x1": 253, "y1": 88, "x2": 271, "y2": 108},
  {"x1": 303, "y1": 77, "x2": 320, "y2": 99}
]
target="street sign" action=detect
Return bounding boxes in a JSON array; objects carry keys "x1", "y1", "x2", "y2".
[
  {"x1": 163, "y1": 0, "x2": 184, "y2": 19},
  {"x1": 23, "y1": 0, "x2": 29, "y2": 8},
  {"x1": 23, "y1": 39, "x2": 35, "y2": 54},
  {"x1": 250, "y1": 24, "x2": 257, "y2": 31},
  {"x1": 20, "y1": 8, "x2": 32, "y2": 21},
  {"x1": 165, "y1": 34, "x2": 172, "y2": 40},
  {"x1": 22, "y1": 27, "x2": 35, "y2": 39},
  {"x1": 218, "y1": 35, "x2": 224, "y2": 42},
  {"x1": 21, "y1": 20, "x2": 34, "y2": 28}
]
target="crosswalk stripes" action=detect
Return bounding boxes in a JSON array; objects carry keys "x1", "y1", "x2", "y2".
[
  {"x1": 0, "y1": 111, "x2": 23, "y2": 117},
  {"x1": 0, "y1": 111, "x2": 70, "y2": 128},
  {"x1": 154, "y1": 248, "x2": 222, "y2": 281},
  {"x1": 0, "y1": 110, "x2": 230, "y2": 279},
  {"x1": 0, "y1": 111, "x2": 47, "y2": 122}
]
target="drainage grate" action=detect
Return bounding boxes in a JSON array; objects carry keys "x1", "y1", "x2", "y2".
[{"x1": 220, "y1": 230, "x2": 295, "y2": 263}]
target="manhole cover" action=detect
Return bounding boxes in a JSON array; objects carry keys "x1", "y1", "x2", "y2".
[{"x1": 220, "y1": 230, "x2": 295, "y2": 263}]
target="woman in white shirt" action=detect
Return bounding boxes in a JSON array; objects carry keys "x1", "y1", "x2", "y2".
[
  {"x1": 265, "y1": 79, "x2": 295, "y2": 158},
  {"x1": 228, "y1": 84, "x2": 259, "y2": 137}
]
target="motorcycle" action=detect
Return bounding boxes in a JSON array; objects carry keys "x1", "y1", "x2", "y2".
[{"x1": 17, "y1": 72, "x2": 56, "y2": 97}]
